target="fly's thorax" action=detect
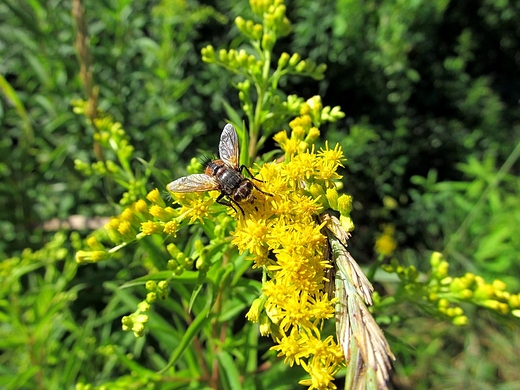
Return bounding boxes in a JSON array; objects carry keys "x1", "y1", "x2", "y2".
[
  {"x1": 219, "y1": 169, "x2": 245, "y2": 195},
  {"x1": 205, "y1": 159, "x2": 251, "y2": 200},
  {"x1": 204, "y1": 159, "x2": 226, "y2": 177}
]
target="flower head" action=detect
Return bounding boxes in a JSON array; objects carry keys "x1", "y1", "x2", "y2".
[{"x1": 227, "y1": 118, "x2": 349, "y2": 387}]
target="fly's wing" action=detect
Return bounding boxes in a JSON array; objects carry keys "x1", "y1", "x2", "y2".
[
  {"x1": 219, "y1": 123, "x2": 240, "y2": 169},
  {"x1": 167, "y1": 174, "x2": 219, "y2": 193}
]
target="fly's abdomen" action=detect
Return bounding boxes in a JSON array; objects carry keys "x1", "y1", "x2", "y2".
[
  {"x1": 216, "y1": 168, "x2": 243, "y2": 194},
  {"x1": 233, "y1": 180, "x2": 253, "y2": 202}
]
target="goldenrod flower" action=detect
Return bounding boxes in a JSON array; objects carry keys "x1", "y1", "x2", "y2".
[
  {"x1": 117, "y1": 220, "x2": 136, "y2": 241},
  {"x1": 133, "y1": 199, "x2": 150, "y2": 216},
  {"x1": 146, "y1": 188, "x2": 165, "y2": 207},
  {"x1": 163, "y1": 220, "x2": 178, "y2": 236},
  {"x1": 375, "y1": 224, "x2": 397, "y2": 257},
  {"x1": 226, "y1": 128, "x2": 351, "y2": 388},
  {"x1": 140, "y1": 221, "x2": 163, "y2": 235},
  {"x1": 232, "y1": 217, "x2": 270, "y2": 259},
  {"x1": 76, "y1": 250, "x2": 109, "y2": 263},
  {"x1": 85, "y1": 111, "x2": 394, "y2": 388},
  {"x1": 271, "y1": 328, "x2": 310, "y2": 367},
  {"x1": 172, "y1": 192, "x2": 215, "y2": 224},
  {"x1": 86, "y1": 235, "x2": 103, "y2": 250}
]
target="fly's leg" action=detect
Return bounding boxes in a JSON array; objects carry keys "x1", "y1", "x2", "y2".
[
  {"x1": 216, "y1": 193, "x2": 245, "y2": 216},
  {"x1": 239, "y1": 165, "x2": 265, "y2": 182},
  {"x1": 239, "y1": 165, "x2": 273, "y2": 196},
  {"x1": 251, "y1": 182, "x2": 272, "y2": 197}
]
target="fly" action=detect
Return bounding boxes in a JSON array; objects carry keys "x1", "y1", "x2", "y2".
[{"x1": 167, "y1": 123, "x2": 270, "y2": 215}]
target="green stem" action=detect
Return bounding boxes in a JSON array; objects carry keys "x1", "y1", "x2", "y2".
[{"x1": 249, "y1": 48, "x2": 272, "y2": 161}]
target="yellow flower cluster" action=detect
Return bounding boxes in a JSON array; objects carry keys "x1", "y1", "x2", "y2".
[
  {"x1": 384, "y1": 252, "x2": 520, "y2": 326},
  {"x1": 104, "y1": 188, "x2": 184, "y2": 241},
  {"x1": 231, "y1": 118, "x2": 348, "y2": 389},
  {"x1": 121, "y1": 280, "x2": 170, "y2": 338},
  {"x1": 430, "y1": 252, "x2": 520, "y2": 321},
  {"x1": 75, "y1": 189, "x2": 181, "y2": 264},
  {"x1": 375, "y1": 224, "x2": 397, "y2": 257},
  {"x1": 76, "y1": 104, "x2": 351, "y2": 387}
]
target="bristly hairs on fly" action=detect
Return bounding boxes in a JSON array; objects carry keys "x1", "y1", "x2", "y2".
[{"x1": 199, "y1": 154, "x2": 217, "y2": 170}]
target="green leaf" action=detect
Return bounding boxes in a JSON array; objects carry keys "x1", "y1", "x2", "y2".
[
  {"x1": 158, "y1": 303, "x2": 213, "y2": 374},
  {"x1": 217, "y1": 351, "x2": 242, "y2": 390},
  {"x1": 0, "y1": 73, "x2": 33, "y2": 146}
]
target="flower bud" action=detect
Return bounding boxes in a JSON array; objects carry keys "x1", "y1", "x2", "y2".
[
  {"x1": 75, "y1": 250, "x2": 109, "y2": 263},
  {"x1": 295, "y1": 60, "x2": 306, "y2": 73},
  {"x1": 132, "y1": 322, "x2": 145, "y2": 338},
  {"x1": 337, "y1": 195, "x2": 352, "y2": 215},
  {"x1": 262, "y1": 33, "x2": 274, "y2": 51},
  {"x1": 167, "y1": 243, "x2": 181, "y2": 258},
  {"x1": 140, "y1": 221, "x2": 163, "y2": 235},
  {"x1": 316, "y1": 63, "x2": 327, "y2": 75},
  {"x1": 492, "y1": 279, "x2": 507, "y2": 291},
  {"x1": 218, "y1": 49, "x2": 228, "y2": 63},
  {"x1": 452, "y1": 315, "x2": 468, "y2": 326},
  {"x1": 278, "y1": 52, "x2": 290, "y2": 69},
  {"x1": 163, "y1": 220, "x2": 178, "y2": 235},
  {"x1": 86, "y1": 235, "x2": 103, "y2": 250},
  {"x1": 273, "y1": 130, "x2": 289, "y2": 146},
  {"x1": 201, "y1": 45, "x2": 215, "y2": 63},
  {"x1": 430, "y1": 252, "x2": 443, "y2": 267},
  {"x1": 235, "y1": 16, "x2": 246, "y2": 32},
  {"x1": 339, "y1": 215, "x2": 355, "y2": 232},
  {"x1": 237, "y1": 49, "x2": 249, "y2": 66},
  {"x1": 246, "y1": 297, "x2": 264, "y2": 322},
  {"x1": 305, "y1": 127, "x2": 320, "y2": 144},
  {"x1": 146, "y1": 188, "x2": 165, "y2": 207},
  {"x1": 252, "y1": 24, "x2": 263, "y2": 40},
  {"x1": 138, "y1": 301, "x2": 151, "y2": 311},
  {"x1": 259, "y1": 312, "x2": 272, "y2": 336},
  {"x1": 289, "y1": 53, "x2": 301, "y2": 67},
  {"x1": 308, "y1": 183, "x2": 326, "y2": 203},
  {"x1": 145, "y1": 293, "x2": 157, "y2": 304},
  {"x1": 326, "y1": 188, "x2": 339, "y2": 210}
]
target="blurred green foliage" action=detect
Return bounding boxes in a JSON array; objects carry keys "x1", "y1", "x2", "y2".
[
  {"x1": 1, "y1": 0, "x2": 519, "y2": 388},
  {"x1": 290, "y1": 0, "x2": 520, "y2": 259},
  {"x1": 0, "y1": 233, "x2": 97, "y2": 389},
  {"x1": 407, "y1": 149, "x2": 520, "y2": 289}
]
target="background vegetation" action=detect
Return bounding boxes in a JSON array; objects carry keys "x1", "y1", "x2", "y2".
[{"x1": 1, "y1": 0, "x2": 519, "y2": 389}]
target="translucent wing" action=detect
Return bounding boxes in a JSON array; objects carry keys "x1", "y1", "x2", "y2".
[
  {"x1": 219, "y1": 123, "x2": 240, "y2": 169},
  {"x1": 167, "y1": 174, "x2": 219, "y2": 193}
]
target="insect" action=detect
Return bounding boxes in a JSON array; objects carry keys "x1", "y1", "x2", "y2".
[{"x1": 167, "y1": 123, "x2": 270, "y2": 215}]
